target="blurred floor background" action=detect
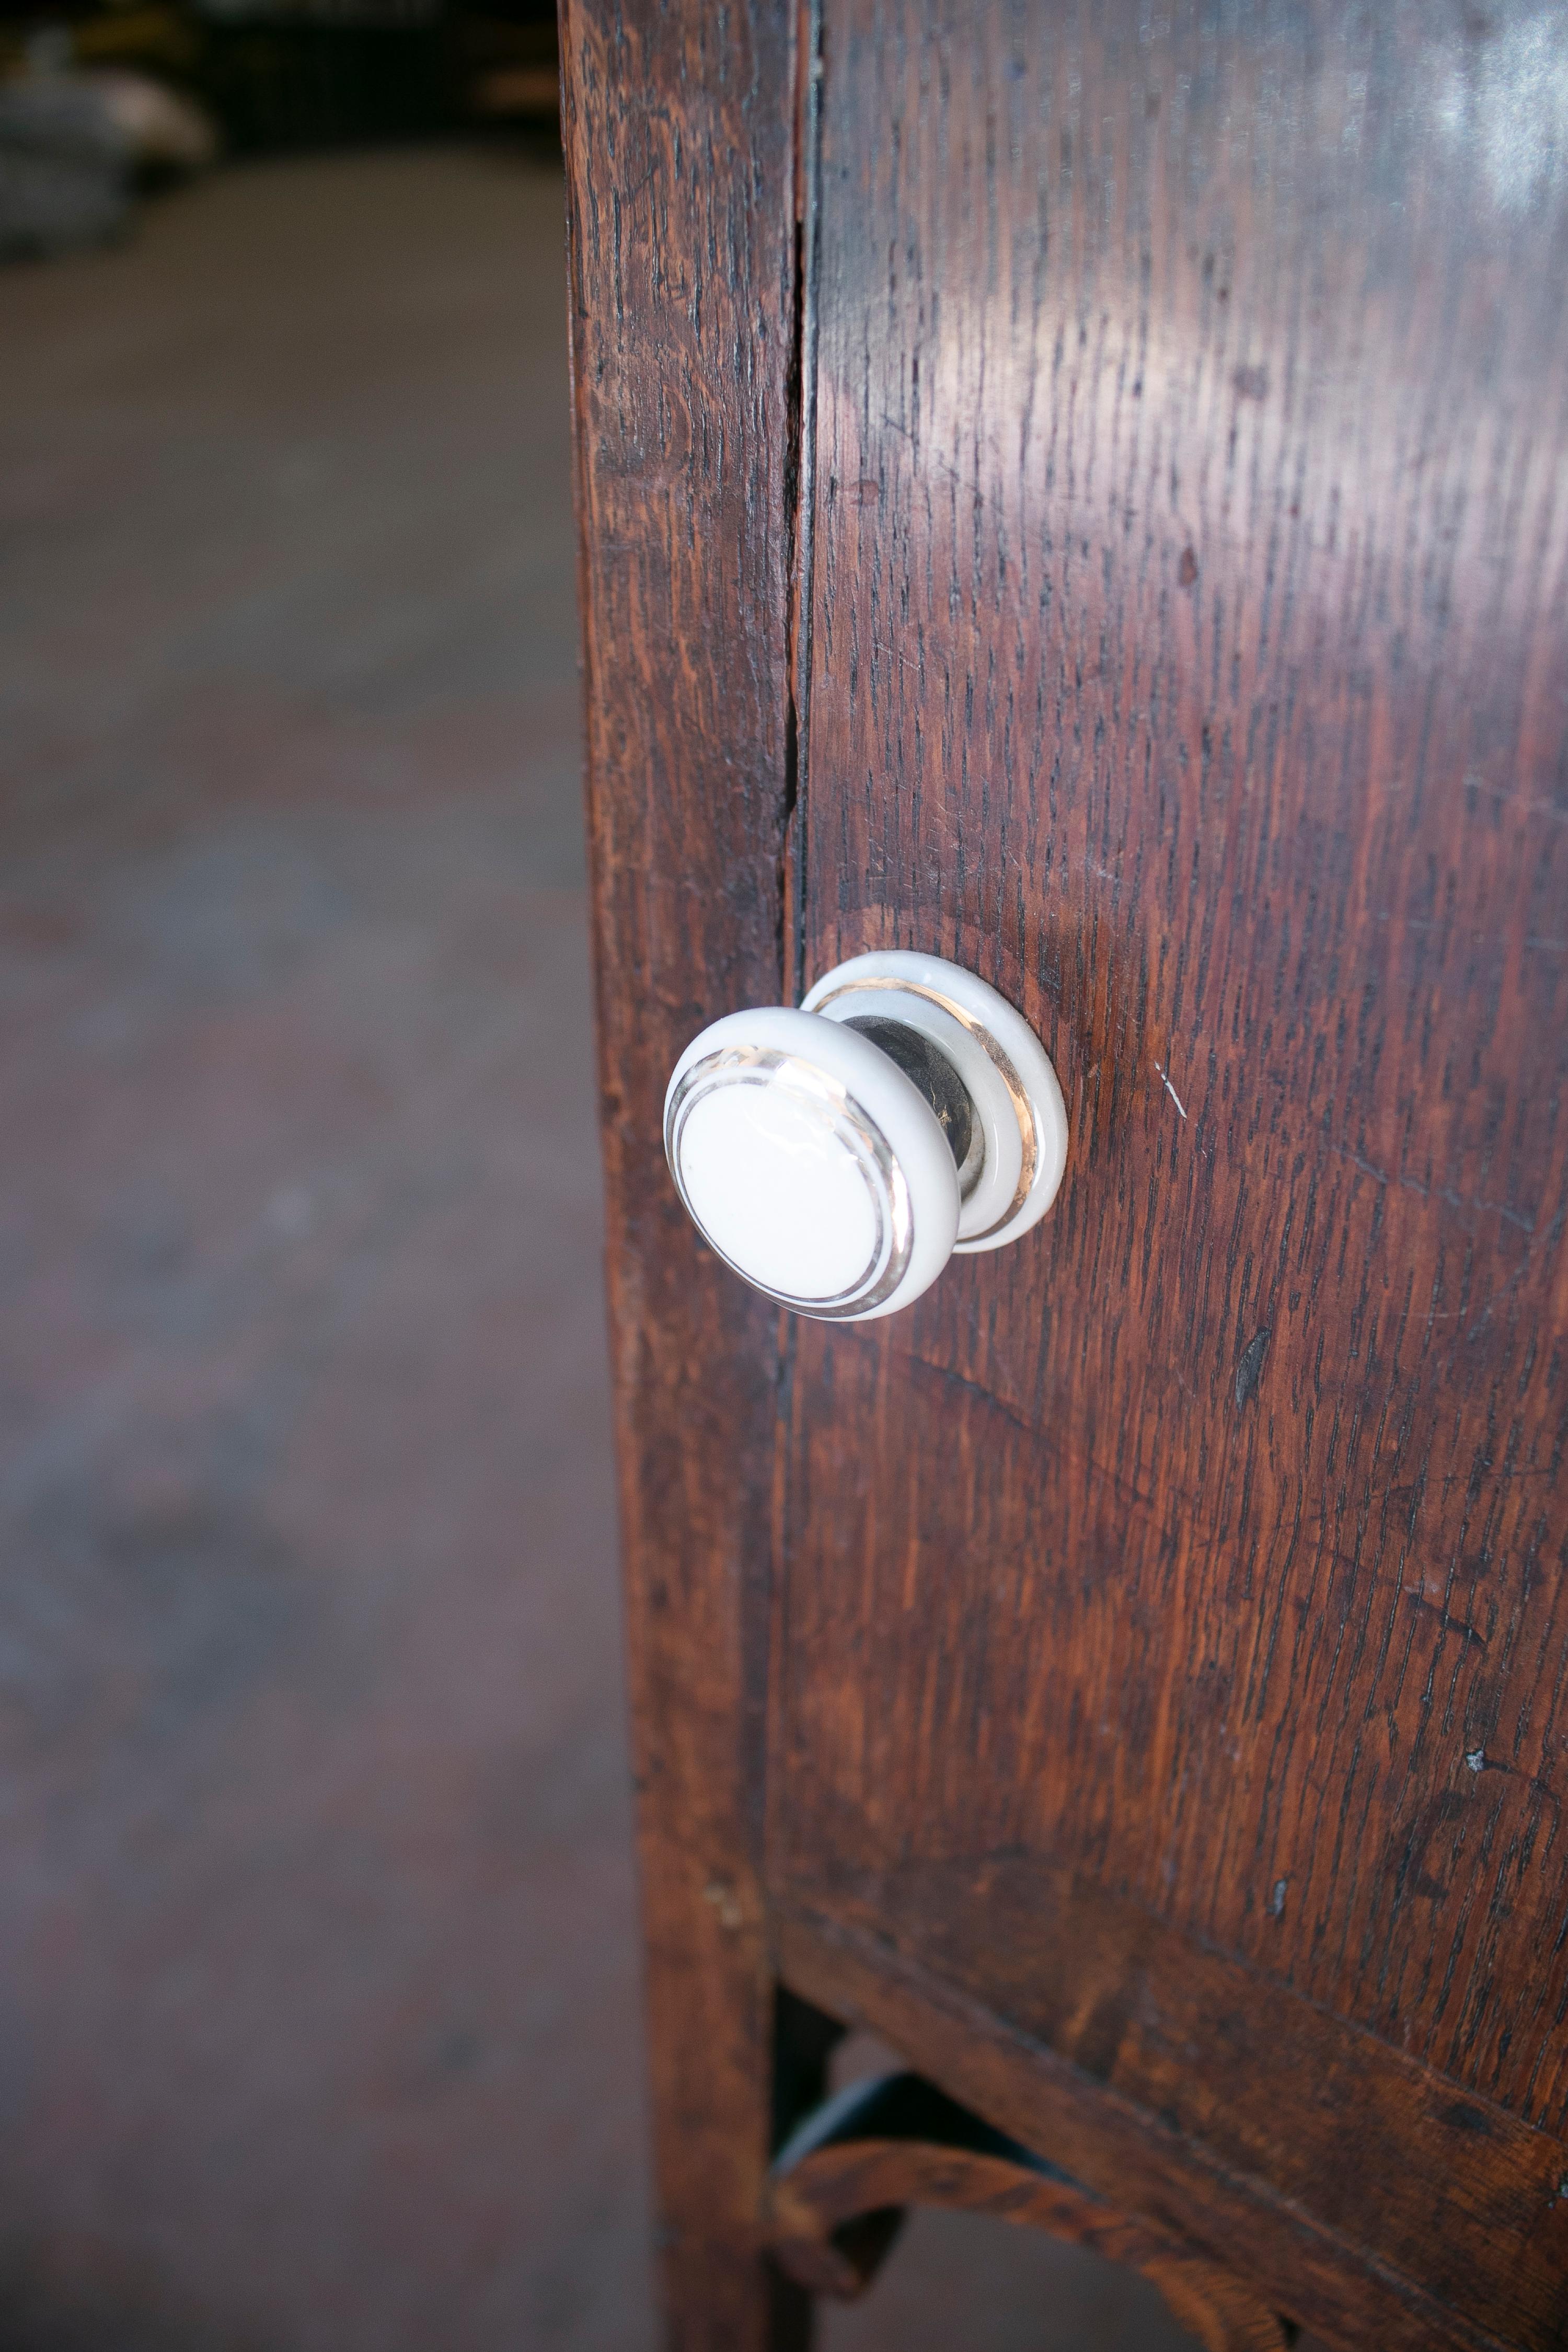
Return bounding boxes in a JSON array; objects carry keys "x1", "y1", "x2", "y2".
[{"x1": 0, "y1": 140, "x2": 1218, "y2": 2351}]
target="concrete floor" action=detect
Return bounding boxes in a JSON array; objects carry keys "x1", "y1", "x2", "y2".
[{"x1": 0, "y1": 147, "x2": 1213, "y2": 2351}]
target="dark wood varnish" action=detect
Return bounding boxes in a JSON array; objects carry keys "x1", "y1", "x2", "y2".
[
  {"x1": 566, "y1": 2, "x2": 1568, "y2": 2346},
  {"x1": 560, "y1": 4, "x2": 803, "y2": 2343}
]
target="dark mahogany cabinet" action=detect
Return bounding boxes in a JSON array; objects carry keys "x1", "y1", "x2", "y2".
[{"x1": 560, "y1": 4, "x2": 1568, "y2": 2346}]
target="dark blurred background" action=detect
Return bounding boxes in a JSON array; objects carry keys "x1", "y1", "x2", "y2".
[{"x1": 0, "y1": 17, "x2": 1237, "y2": 2347}]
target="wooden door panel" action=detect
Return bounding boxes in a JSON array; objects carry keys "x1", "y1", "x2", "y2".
[{"x1": 773, "y1": 0, "x2": 1568, "y2": 2332}]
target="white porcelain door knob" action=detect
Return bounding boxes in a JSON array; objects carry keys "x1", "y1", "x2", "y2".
[{"x1": 664, "y1": 951, "x2": 1067, "y2": 1322}]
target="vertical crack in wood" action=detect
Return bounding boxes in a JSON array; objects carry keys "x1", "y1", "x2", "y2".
[
  {"x1": 783, "y1": 0, "x2": 824, "y2": 1012},
  {"x1": 765, "y1": 0, "x2": 825, "y2": 2146}
]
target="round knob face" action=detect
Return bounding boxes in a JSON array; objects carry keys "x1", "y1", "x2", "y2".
[{"x1": 664, "y1": 1008, "x2": 961, "y2": 1320}]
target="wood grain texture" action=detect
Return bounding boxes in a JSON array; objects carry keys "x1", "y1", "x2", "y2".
[
  {"x1": 559, "y1": 3, "x2": 803, "y2": 2343},
  {"x1": 778, "y1": 1898, "x2": 1544, "y2": 2352},
  {"x1": 769, "y1": 2070, "x2": 1292, "y2": 2350},
  {"x1": 799, "y1": 1851, "x2": 1568, "y2": 2335},
  {"x1": 773, "y1": 2, "x2": 1568, "y2": 2345}
]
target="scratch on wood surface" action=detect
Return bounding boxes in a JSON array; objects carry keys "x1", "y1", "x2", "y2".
[
  {"x1": 1330, "y1": 1142, "x2": 1536, "y2": 1233},
  {"x1": 1404, "y1": 1593, "x2": 1489, "y2": 1650},
  {"x1": 1235, "y1": 1329, "x2": 1270, "y2": 1406},
  {"x1": 870, "y1": 638, "x2": 923, "y2": 675},
  {"x1": 1153, "y1": 1061, "x2": 1187, "y2": 1119}
]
